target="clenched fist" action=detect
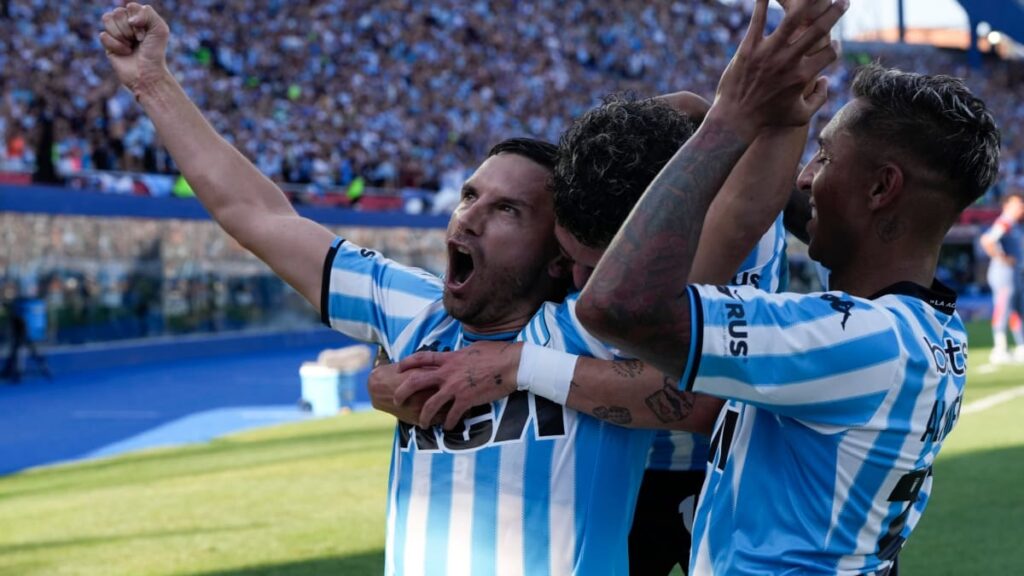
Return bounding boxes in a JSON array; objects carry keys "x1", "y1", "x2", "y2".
[{"x1": 99, "y1": 3, "x2": 171, "y2": 99}]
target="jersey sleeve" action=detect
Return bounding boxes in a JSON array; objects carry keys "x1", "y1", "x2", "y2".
[
  {"x1": 320, "y1": 237, "x2": 443, "y2": 355},
  {"x1": 731, "y1": 215, "x2": 787, "y2": 293},
  {"x1": 680, "y1": 284, "x2": 901, "y2": 427},
  {"x1": 525, "y1": 293, "x2": 617, "y2": 360}
]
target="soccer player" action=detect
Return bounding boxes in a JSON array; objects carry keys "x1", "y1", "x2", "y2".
[
  {"x1": 99, "y1": 6, "x2": 650, "y2": 574},
  {"x1": 980, "y1": 193, "x2": 1024, "y2": 364},
  {"x1": 386, "y1": 94, "x2": 803, "y2": 575},
  {"x1": 100, "y1": 2, "x2": 842, "y2": 573},
  {"x1": 577, "y1": 26, "x2": 998, "y2": 576},
  {"x1": 553, "y1": 96, "x2": 795, "y2": 576}
]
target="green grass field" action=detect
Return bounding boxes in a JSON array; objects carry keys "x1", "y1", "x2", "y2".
[{"x1": 1, "y1": 325, "x2": 1022, "y2": 575}]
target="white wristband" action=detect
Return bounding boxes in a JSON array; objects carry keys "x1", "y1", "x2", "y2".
[{"x1": 516, "y1": 343, "x2": 578, "y2": 405}]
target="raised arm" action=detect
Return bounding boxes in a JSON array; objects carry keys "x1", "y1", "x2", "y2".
[
  {"x1": 692, "y1": 126, "x2": 809, "y2": 284},
  {"x1": 577, "y1": 0, "x2": 845, "y2": 377},
  {"x1": 100, "y1": 4, "x2": 335, "y2": 310}
]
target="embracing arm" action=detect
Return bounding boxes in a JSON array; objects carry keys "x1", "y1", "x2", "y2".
[
  {"x1": 564, "y1": 357, "x2": 721, "y2": 433},
  {"x1": 392, "y1": 342, "x2": 721, "y2": 433},
  {"x1": 101, "y1": 4, "x2": 334, "y2": 310}
]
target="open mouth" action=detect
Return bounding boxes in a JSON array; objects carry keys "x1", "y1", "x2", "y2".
[{"x1": 447, "y1": 242, "x2": 476, "y2": 290}]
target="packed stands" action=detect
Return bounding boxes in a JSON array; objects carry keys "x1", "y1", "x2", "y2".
[{"x1": 1, "y1": 0, "x2": 1021, "y2": 344}]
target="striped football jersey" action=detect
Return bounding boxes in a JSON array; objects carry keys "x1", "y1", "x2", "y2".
[
  {"x1": 680, "y1": 281, "x2": 965, "y2": 575},
  {"x1": 321, "y1": 237, "x2": 652, "y2": 576},
  {"x1": 648, "y1": 215, "x2": 788, "y2": 472}
]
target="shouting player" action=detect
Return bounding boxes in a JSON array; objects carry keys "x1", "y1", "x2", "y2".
[{"x1": 100, "y1": 1, "x2": 844, "y2": 573}]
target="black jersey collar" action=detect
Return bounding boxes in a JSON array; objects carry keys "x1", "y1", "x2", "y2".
[{"x1": 868, "y1": 279, "x2": 957, "y2": 315}]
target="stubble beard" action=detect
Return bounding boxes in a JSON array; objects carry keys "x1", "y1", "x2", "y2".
[{"x1": 442, "y1": 265, "x2": 543, "y2": 330}]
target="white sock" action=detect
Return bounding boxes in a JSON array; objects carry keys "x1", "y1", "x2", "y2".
[{"x1": 994, "y1": 332, "x2": 1008, "y2": 351}]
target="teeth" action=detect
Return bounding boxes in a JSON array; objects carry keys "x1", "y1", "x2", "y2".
[{"x1": 456, "y1": 247, "x2": 470, "y2": 255}]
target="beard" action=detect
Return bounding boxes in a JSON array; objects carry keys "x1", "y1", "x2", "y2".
[{"x1": 442, "y1": 260, "x2": 551, "y2": 329}]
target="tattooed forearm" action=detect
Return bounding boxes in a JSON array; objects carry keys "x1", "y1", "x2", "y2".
[
  {"x1": 593, "y1": 406, "x2": 634, "y2": 426},
  {"x1": 612, "y1": 360, "x2": 645, "y2": 379},
  {"x1": 644, "y1": 379, "x2": 696, "y2": 424},
  {"x1": 579, "y1": 116, "x2": 752, "y2": 376}
]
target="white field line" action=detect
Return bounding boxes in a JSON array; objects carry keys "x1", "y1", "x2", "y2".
[{"x1": 962, "y1": 385, "x2": 1024, "y2": 415}]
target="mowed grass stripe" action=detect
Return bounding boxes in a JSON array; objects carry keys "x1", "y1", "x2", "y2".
[
  {"x1": 0, "y1": 411, "x2": 395, "y2": 576},
  {"x1": 1, "y1": 340, "x2": 1021, "y2": 575}
]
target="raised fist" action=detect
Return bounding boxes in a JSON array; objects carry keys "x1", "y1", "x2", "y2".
[{"x1": 99, "y1": 3, "x2": 171, "y2": 98}]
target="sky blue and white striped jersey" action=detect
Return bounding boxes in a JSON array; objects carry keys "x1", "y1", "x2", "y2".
[
  {"x1": 320, "y1": 237, "x2": 653, "y2": 576},
  {"x1": 679, "y1": 281, "x2": 965, "y2": 575},
  {"x1": 648, "y1": 215, "x2": 788, "y2": 472}
]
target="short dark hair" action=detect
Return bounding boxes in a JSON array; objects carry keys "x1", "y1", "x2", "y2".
[
  {"x1": 849, "y1": 65, "x2": 1001, "y2": 209},
  {"x1": 553, "y1": 94, "x2": 697, "y2": 247},
  {"x1": 487, "y1": 138, "x2": 559, "y2": 172}
]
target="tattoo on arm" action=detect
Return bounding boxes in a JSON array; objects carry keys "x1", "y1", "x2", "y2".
[
  {"x1": 584, "y1": 121, "x2": 750, "y2": 373},
  {"x1": 593, "y1": 406, "x2": 633, "y2": 426},
  {"x1": 644, "y1": 379, "x2": 696, "y2": 423},
  {"x1": 612, "y1": 360, "x2": 645, "y2": 379}
]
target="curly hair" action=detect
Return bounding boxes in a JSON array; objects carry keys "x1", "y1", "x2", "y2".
[
  {"x1": 553, "y1": 94, "x2": 698, "y2": 248},
  {"x1": 849, "y1": 65, "x2": 1001, "y2": 209}
]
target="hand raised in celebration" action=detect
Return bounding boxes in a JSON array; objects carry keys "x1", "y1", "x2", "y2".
[
  {"x1": 99, "y1": 3, "x2": 171, "y2": 97},
  {"x1": 714, "y1": 0, "x2": 848, "y2": 138}
]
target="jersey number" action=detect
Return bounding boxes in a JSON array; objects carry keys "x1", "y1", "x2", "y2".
[
  {"x1": 707, "y1": 407, "x2": 740, "y2": 472},
  {"x1": 877, "y1": 467, "x2": 931, "y2": 561}
]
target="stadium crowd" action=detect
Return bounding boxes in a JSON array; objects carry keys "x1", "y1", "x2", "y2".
[
  {"x1": 0, "y1": 0, "x2": 1016, "y2": 345},
  {"x1": 2, "y1": 0, "x2": 1021, "y2": 202}
]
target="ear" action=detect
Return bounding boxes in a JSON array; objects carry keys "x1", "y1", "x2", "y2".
[
  {"x1": 547, "y1": 252, "x2": 572, "y2": 280},
  {"x1": 868, "y1": 163, "x2": 904, "y2": 211}
]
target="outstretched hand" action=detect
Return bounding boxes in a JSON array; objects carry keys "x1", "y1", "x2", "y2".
[
  {"x1": 714, "y1": 0, "x2": 848, "y2": 137},
  {"x1": 99, "y1": 3, "x2": 171, "y2": 97}
]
